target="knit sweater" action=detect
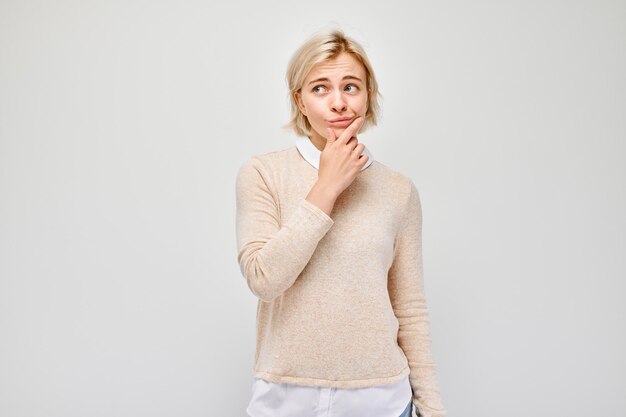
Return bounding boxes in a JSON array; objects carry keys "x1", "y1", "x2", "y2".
[
  {"x1": 244, "y1": 137, "x2": 413, "y2": 417},
  {"x1": 235, "y1": 144, "x2": 447, "y2": 417}
]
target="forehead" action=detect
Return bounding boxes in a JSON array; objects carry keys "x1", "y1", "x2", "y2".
[{"x1": 305, "y1": 52, "x2": 366, "y2": 80}]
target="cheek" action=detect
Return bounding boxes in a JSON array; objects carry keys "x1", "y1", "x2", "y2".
[
  {"x1": 351, "y1": 93, "x2": 367, "y2": 106},
  {"x1": 355, "y1": 98, "x2": 368, "y2": 115},
  {"x1": 305, "y1": 103, "x2": 324, "y2": 120}
]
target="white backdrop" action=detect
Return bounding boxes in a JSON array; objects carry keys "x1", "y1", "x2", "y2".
[{"x1": 1, "y1": 1, "x2": 624, "y2": 416}]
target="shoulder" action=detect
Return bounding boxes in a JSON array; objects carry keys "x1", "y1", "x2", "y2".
[
  {"x1": 368, "y1": 160, "x2": 419, "y2": 202},
  {"x1": 236, "y1": 146, "x2": 297, "y2": 189},
  {"x1": 238, "y1": 146, "x2": 297, "y2": 173}
]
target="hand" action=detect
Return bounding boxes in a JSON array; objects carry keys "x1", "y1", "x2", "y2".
[{"x1": 318, "y1": 116, "x2": 369, "y2": 197}]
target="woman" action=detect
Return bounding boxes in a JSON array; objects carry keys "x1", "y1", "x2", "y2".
[{"x1": 235, "y1": 28, "x2": 446, "y2": 417}]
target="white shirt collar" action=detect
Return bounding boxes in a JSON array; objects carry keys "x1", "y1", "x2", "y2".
[{"x1": 295, "y1": 136, "x2": 374, "y2": 171}]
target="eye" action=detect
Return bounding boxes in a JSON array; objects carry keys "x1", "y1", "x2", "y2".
[
  {"x1": 345, "y1": 84, "x2": 359, "y2": 92},
  {"x1": 312, "y1": 85, "x2": 326, "y2": 94}
]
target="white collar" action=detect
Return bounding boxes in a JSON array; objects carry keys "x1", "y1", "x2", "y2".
[{"x1": 295, "y1": 136, "x2": 374, "y2": 171}]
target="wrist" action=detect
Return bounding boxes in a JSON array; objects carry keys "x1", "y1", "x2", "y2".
[{"x1": 313, "y1": 180, "x2": 340, "y2": 201}]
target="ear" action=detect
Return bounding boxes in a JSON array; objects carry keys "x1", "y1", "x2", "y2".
[{"x1": 294, "y1": 91, "x2": 307, "y2": 116}]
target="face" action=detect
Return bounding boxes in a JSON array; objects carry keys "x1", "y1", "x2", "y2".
[{"x1": 295, "y1": 52, "x2": 368, "y2": 148}]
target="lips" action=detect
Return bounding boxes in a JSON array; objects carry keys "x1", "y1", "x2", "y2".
[{"x1": 328, "y1": 117, "x2": 355, "y2": 128}]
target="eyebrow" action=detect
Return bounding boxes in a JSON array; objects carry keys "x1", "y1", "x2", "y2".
[{"x1": 307, "y1": 75, "x2": 363, "y2": 85}]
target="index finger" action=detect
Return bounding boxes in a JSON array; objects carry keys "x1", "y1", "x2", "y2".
[{"x1": 336, "y1": 116, "x2": 365, "y2": 144}]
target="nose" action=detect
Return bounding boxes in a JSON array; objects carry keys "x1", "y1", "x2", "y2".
[{"x1": 330, "y1": 90, "x2": 347, "y2": 113}]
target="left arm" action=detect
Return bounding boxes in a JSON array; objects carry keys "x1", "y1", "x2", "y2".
[{"x1": 387, "y1": 181, "x2": 447, "y2": 417}]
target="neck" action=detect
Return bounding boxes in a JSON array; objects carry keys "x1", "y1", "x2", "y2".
[{"x1": 308, "y1": 130, "x2": 326, "y2": 152}]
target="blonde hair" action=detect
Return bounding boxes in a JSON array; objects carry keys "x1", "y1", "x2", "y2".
[{"x1": 282, "y1": 28, "x2": 382, "y2": 138}]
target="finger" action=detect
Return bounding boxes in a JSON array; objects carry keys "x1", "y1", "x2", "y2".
[
  {"x1": 353, "y1": 143, "x2": 366, "y2": 155},
  {"x1": 337, "y1": 116, "x2": 365, "y2": 145},
  {"x1": 346, "y1": 135, "x2": 359, "y2": 151},
  {"x1": 351, "y1": 142, "x2": 365, "y2": 157},
  {"x1": 326, "y1": 127, "x2": 336, "y2": 144}
]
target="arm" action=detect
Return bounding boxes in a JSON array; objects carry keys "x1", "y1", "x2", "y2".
[
  {"x1": 235, "y1": 157, "x2": 335, "y2": 302},
  {"x1": 387, "y1": 181, "x2": 447, "y2": 417}
]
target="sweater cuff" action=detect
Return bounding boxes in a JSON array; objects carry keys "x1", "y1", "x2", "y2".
[{"x1": 300, "y1": 198, "x2": 334, "y2": 225}]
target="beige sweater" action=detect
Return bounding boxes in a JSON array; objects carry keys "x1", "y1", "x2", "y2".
[{"x1": 235, "y1": 145, "x2": 447, "y2": 417}]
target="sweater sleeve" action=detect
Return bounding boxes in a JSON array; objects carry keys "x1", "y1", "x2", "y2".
[
  {"x1": 235, "y1": 157, "x2": 335, "y2": 302},
  {"x1": 387, "y1": 181, "x2": 446, "y2": 417}
]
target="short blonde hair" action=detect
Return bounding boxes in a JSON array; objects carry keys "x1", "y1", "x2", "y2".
[{"x1": 282, "y1": 28, "x2": 382, "y2": 138}]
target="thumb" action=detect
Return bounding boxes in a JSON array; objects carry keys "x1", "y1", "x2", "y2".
[{"x1": 325, "y1": 127, "x2": 336, "y2": 147}]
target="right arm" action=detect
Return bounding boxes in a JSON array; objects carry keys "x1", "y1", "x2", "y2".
[
  {"x1": 235, "y1": 157, "x2": 336, "y2": 302},
  {"x1": 236, "y1": 117, "x2": 367, "y2": 302}
]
